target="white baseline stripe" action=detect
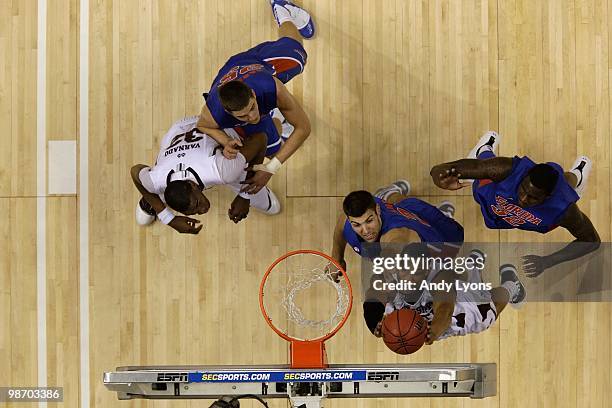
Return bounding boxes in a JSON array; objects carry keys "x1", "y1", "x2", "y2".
[
  {"x1": 79, "y1": 0, "x2": 90, "y2": 405},
  {"x1": 36, "y1": 1, "x2": 47, "y2": 407}
]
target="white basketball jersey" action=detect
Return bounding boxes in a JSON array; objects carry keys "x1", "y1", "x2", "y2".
[
  {"x1": 390, "y1": 268, "x2": 440, "y2": 322},
  {"x1": 390, "y1": 268, "x2": 498, "y2": 340},
  {"x1": 437, "y1": 291, "x2": 497, "y2": 341},
  {"x1": 147, "y1": 116, "x2": 225, "y2": 195}
]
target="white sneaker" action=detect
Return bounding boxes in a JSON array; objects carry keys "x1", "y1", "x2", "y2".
[
  {"x1": 269, "y1": 0, "x2": 315, "y2": 39},
  {"x1": 270, "y1": 108, "x2": 294, "y2": 140},
  {"x1": 467, "y1": 131, "x2": 501, "y2": 159},
  {"x1": 254, "y1": 188, "x2": 281, "y2": 215},
  {"x1": 569, "y1": 155, "x2": 592, "y2": 197},
  {"x1": 500, "y1": 264, "x2": 526, "y2": 307},
  {"x1": 135, "y1": 198, "x2": 156, "y2": 226},
  {"x1": 374, "y1": 180, "x2": 411, "y2": 201}
]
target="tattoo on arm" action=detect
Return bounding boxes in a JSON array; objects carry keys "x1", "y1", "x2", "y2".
[{"x1": 431, "y1": 157, "x2": 513, "y2": 182}]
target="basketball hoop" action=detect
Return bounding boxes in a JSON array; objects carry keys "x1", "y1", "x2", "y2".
[{"x1": 259, "y1": 250, "x2": 353, "y2": 369}]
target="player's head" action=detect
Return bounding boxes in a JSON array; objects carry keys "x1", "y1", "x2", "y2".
[
  {"x1": 218, "y1": 80, "x2": 260, "y2": 124},
  {"x1": 343, "y1": 191, "x2": 382, "y2": 242},
  {"x1": 164, "y1": 180, "x2": 210, "y2": 216},
  {"x1": 518, "y1": 164, "x2": 559, "y2": 207}
]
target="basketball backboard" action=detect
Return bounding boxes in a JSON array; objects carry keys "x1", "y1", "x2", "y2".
[{"x1": 104, "y1": 363, "x2": 496, "y2": 407}]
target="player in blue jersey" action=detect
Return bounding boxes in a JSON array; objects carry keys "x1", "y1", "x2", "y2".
[
  {"x1": 330, "y1": 183, "x2": 466, "y2": 342},
  {"x1": 430, "y1": 131, "x2": 600, "y2": 277},
  {"x1": 197, "y1": 0, "x2": 315, "y2": 195}
]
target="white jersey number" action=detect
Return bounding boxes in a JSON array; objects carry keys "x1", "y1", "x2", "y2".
[{"x1": 166, "y1": 129, "x2": 204, "y2": 150}]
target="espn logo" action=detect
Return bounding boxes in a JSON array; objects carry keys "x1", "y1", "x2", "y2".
[
  {"x1": 367, "y1": 371, "x2": 400, "y2": 381},
  {"x1": 156, "y1": 372, "x2": 188, "y2": 382}
]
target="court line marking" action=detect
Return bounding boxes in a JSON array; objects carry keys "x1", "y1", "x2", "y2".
[
  {"x1": 36, "y1": 1, "x2": 48, "y2": 407},
  {"x1": 79, "y1": 0, "x2": 90, "y2": 405}
]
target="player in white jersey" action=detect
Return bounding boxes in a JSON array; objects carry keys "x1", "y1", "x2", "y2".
[
  {"x1": 365, "y1": 246, "x2": 526, "y2": 346},
  {"x1": 130, "y1": 116, "x2": 281, "y2": 234}
]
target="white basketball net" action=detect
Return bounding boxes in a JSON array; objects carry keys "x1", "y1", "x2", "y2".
[{"x1": 262, "y1": 253, "x2": 351, "y2": 341}]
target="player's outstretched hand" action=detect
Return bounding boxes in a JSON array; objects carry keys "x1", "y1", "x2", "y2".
[
  {"x1": 522, "y1": 254, "x2": 550, "y2": 278},
  {"x1": 240, "y1": 170, "x2": 273, "y2": 194},
  {"x1": 426, "y1": 316, "x2": 451, "y2": 345},
  {"x1": 228, "y1": 195, "x2": 250, "y2": 223},
  {"x1": 373, "y1": 317, "x2": 385, "y2": 338},
  {"x1": 169, "y1": 216, "x2": 203, "y2": 234},
  {"x1": 434, "y1": 168, "x2": 470, "y2": 190},
  {"x1": 223, "y1": 139, "x2": 243, "y2": 159},
  {"x1": 324, "y1": 259, "x2": 346, "y2": 283}
]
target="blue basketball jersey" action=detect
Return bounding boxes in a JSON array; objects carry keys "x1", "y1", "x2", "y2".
[
  {"x1": 343, "y1": 197, "x2": 464, "y2": 258},
  {"x1": 472, "y1": 156, "x2": 579, "y2": 233},
  {"x1": 206, "y1": 58, "x2": 278, "y2": 129}
]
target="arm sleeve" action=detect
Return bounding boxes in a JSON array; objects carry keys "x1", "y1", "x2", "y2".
[{"x1": 363, "y1": 301, "x2": 385, "y2": 335}]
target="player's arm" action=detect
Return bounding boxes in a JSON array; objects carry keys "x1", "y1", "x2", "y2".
[
  {"x1": 273, "y1": 78, "x2": 311, "y2": 163},
  {"x1": 331, "y1": 215, "x2": 348, "y2": 271},
  {"x1": 523, "y1": 203, "x2": 601, "y2": 277},
  {"x1": 130, "y1": 164, "x2": 167, "y2": 214},
  {"x1": 430, "y1": 157, "x2": 514, "y2": 190},
  {"x1": 130, "y1": 164, "x2": 202, "y2": 234},
  {"x1": 379, "y1": 228, "x2": 419, "y2": 246},
  {"x1": 379, "y1": 231, "x2": 424, "y2": 283},
  {"x1": 197, "y1": 104, "x2": 243, "y2": 159},
  {"x1": 363, "y1": 299, "x2": 386, "y2": 337},
  {"x1": 240, "y1": 132, "x2": 267, "y2": 166},
  {"x1": 379, "y1": 234, "x2": 427, "y2": 259},
  {"x1": 378, "y1": 228, "x2": 420, "y2": 282},
  {"x1": 378, "y1": 231, "x2": 455, "y2": 343},
  {"x1": 427, "y1": 269, "x2": 456, "y2": 344},
  {"x1": 227, "y1": 133, "x2": 268, "y2": 223},
  {"x1": 368, "y1": 231, "x2": 422, "y2": 338}
]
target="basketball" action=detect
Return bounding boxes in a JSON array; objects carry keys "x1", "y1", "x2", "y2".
[{"x1": 382, "y1": 309, "x2": 428, "y2": 355}]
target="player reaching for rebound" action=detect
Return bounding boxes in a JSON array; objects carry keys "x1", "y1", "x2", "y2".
[
  {"x1": 197, "y1": 0, "x2": 314, "y2": 194},
  {"x1": 131, "y1": 116, "x2": 281, "y2": 235},
  {"x1": 430, "y1": 131, "x2": 600, "y2": 277},
  {"x1": 330, "y1": 183, "x2": 465, "y2": 342},
  {"x1": 368, "y1": 245, "x2": 526, "y2": 350}
]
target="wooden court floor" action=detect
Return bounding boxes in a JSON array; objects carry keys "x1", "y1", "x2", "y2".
[{"x1": 1, "y1": 0, "x2": 611, "y2": 407}]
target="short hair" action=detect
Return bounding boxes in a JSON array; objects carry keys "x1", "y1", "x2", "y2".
[
  {"x1": 164, "y1": 180, "x2": 192, "y2": 213},
  {"x1": 343, "y1": 190, "x2": 377, "y2": 217},
  {"x1": 217, "y1": 80, "x2": 252, "y2": 111},
  {"x1": 527, "y1": 164, "x2": 559, "y2": 195}
]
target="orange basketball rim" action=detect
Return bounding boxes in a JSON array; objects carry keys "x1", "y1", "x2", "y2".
[{"x1": 259, "y1": 250, "x2": 353, "y2": 369}]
